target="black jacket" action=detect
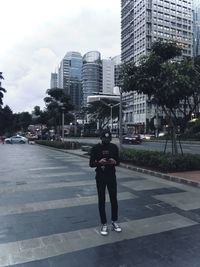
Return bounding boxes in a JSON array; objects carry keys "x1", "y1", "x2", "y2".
[{"x1": 89, "y1": 142, "x2": 119, "y2": 175}]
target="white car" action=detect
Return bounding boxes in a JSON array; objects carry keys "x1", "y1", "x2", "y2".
[{"x1": 5, "y1": 135, "x2": 28, "y2": 144}]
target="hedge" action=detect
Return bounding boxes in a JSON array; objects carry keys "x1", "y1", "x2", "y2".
[
  {"x1": 35, "y1": 140, "x2": 200, "y2": 173},
  {"x1": 120, "y1": 149, "x2": 200, "y2": 172},
  {"x1": 35, "y1": 140, "x2": 81, "y2": 149}
]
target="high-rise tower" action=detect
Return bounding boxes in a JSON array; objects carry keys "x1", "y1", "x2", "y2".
[
  {"x1": 50, "y1": 73, "x2": 58, "y2": 89},
  {"x1": 121, "y1": 0, "x2": 193, "y2": 133},
  {"x1": 82, "y1": 51, "x2": 102, "y2": 107},
  {"x1": 193, "y1": 0, "x2": 200, "y2": 56},
  {"x1": 58, "y1": 52, "x2": 82, "y2": 111}
]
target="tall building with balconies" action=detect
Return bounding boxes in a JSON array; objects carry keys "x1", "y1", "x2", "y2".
[
  {"x1": 82, "y1": 51, "x2": 102, "y2": 107},
  {"x1": 102, "y1": 59, "x2": 115, "y2": 95},
  {"x1": 121, "y1": 0, "x2": 193, "y2": 133}
]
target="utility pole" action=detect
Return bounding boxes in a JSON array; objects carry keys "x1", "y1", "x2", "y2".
[
  {"x1": 119, "y1": 87, "x2": 123, "y2": 154},
  {"x1": 100, "y1": 99, "x2": 120, "y2": 133},
  {"x1": 61, "y1": 107, "x2": 65, "y2": 142}
]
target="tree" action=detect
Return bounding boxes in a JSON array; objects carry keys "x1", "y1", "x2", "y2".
[
  {"x1": 0, "y1": 72, "x2": 6, "y2": 107},
  {"x1": 0, "y1": 105, "x2": 13, "y2": 135},
  {"x1": 121, "y1": 40, "x2": 200, "y2": 154},
  {"x1": 44, "y1": 88, "x2": 74, "y2": 134},
  {"x1": 15, "y1": 112, "x2": 32, "y2": 132}
]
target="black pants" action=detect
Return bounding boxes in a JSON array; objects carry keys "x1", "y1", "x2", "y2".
[{"x1": 96, "y1": 174, "x2": 118, "y2": 224}]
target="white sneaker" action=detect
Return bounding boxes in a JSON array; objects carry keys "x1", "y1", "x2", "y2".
[
  {"x1": 112, "y1": 221, "x2": 122, "y2": 232},
  {"x1": 100, "y1": 224, "x2": 108, "y2": 236}
]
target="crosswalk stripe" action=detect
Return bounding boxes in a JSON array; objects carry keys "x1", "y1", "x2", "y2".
[
  {"x1": 122, "y1": 180, "x2": 172, "y2": 191},
  {"x1": 0, "y1": 213, "x2": 197, "y2": 267},
  {"x1": 0, "y1": 180, "x2": 95, "y2": 194},
  {"x1": 30, "y1": 172, "x2": 84, "y2": 178},
  {"x1": 29, "y1": 167, "x2": 69, "y2": 171},
  {"x1": 0, "y1": 192, "x2": 136, "y2": 216}
]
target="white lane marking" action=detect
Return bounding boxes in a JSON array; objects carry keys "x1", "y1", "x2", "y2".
[
  {"x1": 0, "y1": 180, "x2": 95, "y2": 194},
  {"x1": 29, "y1": 167, "x2": 69, "y2": 171},
  {"x1": 30, "y1": 172, "x2": 84, "y2": 178},
  {"x1": 0, "y1": 192, "x2": 136, "y2": 216}
]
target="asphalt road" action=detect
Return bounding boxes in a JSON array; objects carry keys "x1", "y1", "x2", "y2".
[
  {"x1": 66, "y1": 137, "x2": 200, "y2": 154},
  {"x1": 1, "y1": 143, "x2": 200, "y2": 266}
]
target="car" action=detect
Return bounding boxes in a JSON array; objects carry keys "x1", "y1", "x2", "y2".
[
  {"x1": 140, "y1": 134, "x2": 155, "y2": 140},
  {"x1": 158, "y1": 132, "x2": 167, "y2": 137},
  {"x1": 122, "y1": 134, "x2": 142, "y2": 144},
  {"x1": 5, "y1": 135, "x2": 28, "y2": 144}
]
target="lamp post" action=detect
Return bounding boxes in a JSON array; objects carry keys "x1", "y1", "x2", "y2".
[
  {"x1": 110, "y1": 103, "x2": 120, "y2": 132},
  {"x1": 119, "y1": 87, "x2": 123, "y2": 153},
  {"x1": 74, "y1": 113, "x2": 77, "y2": 137},
  {"x1": 57, "y1": 101, "x2": 65, "y2": 142},
  {"x1": 100, "y1": 100, "x2": 120, "y2": 132},
  {"x1": 61, "y1": 107, "x2": 65, "y2": 141}
]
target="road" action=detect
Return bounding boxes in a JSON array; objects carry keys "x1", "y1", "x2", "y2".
[
  {"x1": 66, "y1": 137, "x2": 200, "y2": 154},
  {"x1": 1, "y1": 143, "x2": 200, "y2": 266}
]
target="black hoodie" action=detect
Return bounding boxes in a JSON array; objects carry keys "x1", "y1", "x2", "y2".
[{"x1": 89, "y1": 142, "x2": 119, "y2": 176}]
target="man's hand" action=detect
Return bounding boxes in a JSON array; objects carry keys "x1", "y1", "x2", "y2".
[
  {"x1": 108, "y1": 158, "x2": 117, "y2": 165},
  {"x1": 98, "y1": 158, "x2": 108, "y2": 165}
]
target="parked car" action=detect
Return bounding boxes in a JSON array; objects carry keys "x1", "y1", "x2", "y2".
[
  {"x1": 5, "y1": 135, "x2": 28, "y2": 144},
  {"x1": 122, "y1": 134, "x2": 142, "y2": 144}
]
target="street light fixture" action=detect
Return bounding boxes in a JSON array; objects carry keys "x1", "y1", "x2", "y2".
[
  {"x1": 100, "y1": 99, "x2": 120, "y2": 132},
  {"x1": 57, "y1": 101, "x2": 65, "y2": 142},
  {"x1": 61, "y1": 106, "x2": 65, "y2": 141}
]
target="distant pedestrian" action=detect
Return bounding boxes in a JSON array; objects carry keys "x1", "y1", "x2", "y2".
[{"x1": 89, "y1": 129, "x2": 122, "y2": 236}]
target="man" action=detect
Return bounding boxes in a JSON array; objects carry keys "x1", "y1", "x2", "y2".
[{"x1": 89, "y1": 129, "x2": 122, "y2": 236}]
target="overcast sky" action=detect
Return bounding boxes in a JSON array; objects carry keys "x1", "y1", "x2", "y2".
[{"x1": 0, "y1": 0, "x2": 121, "y2": 113}]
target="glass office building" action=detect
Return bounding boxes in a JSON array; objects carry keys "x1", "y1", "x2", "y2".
[
  {"x1": 82, "y1": 51, "x2": 102, "y2": 107},
  {"x1": 58, "y1": 52, "x2": 82, "y2": 111}
]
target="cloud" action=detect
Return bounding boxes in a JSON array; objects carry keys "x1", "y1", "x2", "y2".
[{"x1": 0, "y1": 1, "x2": 121, "y2": 113}]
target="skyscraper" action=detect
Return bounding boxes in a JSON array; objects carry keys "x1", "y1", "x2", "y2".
[
  {"x1": 58, "y1": 52, "x2": 82, "y2": 111},
  {"x1": 102, "y1": 59, "x2": 115, "y2": 95},
  {"x1": 50, "y1": 73, "x2": 58, "y2": 89},
  {"x1": 82, "y1": 51, "x2": 102, "y2": 107},
  {"x1": 193, "y1": 0, "x2": 200, "y2": 56},
  {"x1": 121, "y1": 0, "x2": 193, "y2": 133}
]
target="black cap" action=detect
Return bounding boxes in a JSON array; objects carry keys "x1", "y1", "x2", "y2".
[{"x1": 100, "y1": 130, "x2": 112, "y2": 140}]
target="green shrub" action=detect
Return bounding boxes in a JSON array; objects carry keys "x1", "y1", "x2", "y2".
[
  {"x1": 120, "y1": 149, "x2": 200, "y2": 172},
  {"x1": 35, "y1": 140, "x2": 81, "y2": 149}
]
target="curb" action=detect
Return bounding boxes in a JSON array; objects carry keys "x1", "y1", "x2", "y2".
[
  {"x1": 37, "y1": 145, "x2": 200, "y2": 189},
  {"x1": 119, "y1": 162, "x2": 200, "y2": 188}
]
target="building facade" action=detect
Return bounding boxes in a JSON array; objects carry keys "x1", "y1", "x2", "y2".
[
  {"x1": 193, "y1": 0, "x2": 200, "y2": 56},
  {"x1": 121, "y1": 0, "x2": 193, "y2": 133},
  {"x1": 82, "y1": 51, "x2": 102, "y2": 107},
  {"x1": 57, "y1": 52, "x2": 82, "y2": 111},
  {"x1": 50, "y1": 73, "x2": 58, "y2": 89},
  {"x1": 102, "y1": 59, "x2": 115, "y2": 94}
]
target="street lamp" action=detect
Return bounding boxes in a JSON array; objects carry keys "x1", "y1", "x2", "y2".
[
  {"x1": 74, "y1": 112, "x2": 77, "y2": 137},
  {"x1": 57, "y1": 101, "x2": 65, "y2": 142},
  {"x1": 61, "y1": 107, "x2": 65, "y2": 141},
  {"x1": 119, "y1": 87, "x2": 123, "y2": 153},
  {"x1": 100, "y1": 100, "x2": 120, "y2": 132}
]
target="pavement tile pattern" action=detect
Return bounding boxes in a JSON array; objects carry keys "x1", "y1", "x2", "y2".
[{"x1": 0, "y1": 144, "x2": 200, "y2": 266}]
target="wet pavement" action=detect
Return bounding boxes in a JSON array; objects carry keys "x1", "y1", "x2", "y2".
[{"x1": 0, "y1": 144, "x2": 200, "y2": 266}]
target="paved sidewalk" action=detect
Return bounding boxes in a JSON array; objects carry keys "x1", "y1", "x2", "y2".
[
  {"x1": 1, "y1": 144, "x2": 200, "y2": 267},
  {"x1": 168, "y1": 170, "x2": 200, "y2": 183},
  {"x1": 62, "y1": 148, "x2": 200, "y2": 188}
]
